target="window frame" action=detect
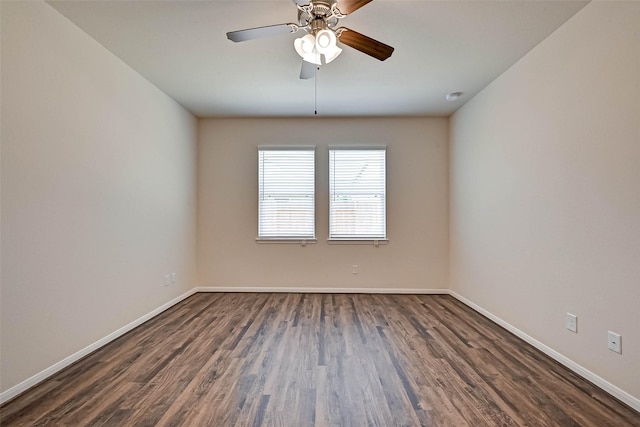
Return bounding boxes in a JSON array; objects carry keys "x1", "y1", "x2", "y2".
[
  {"x1": 328, "y1": 146, "x2": 388, "y2": 243},
  {"x1": 257, "y1": 146, "x2": 317, "y2": 244}
]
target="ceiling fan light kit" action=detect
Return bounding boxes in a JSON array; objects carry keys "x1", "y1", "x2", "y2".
[
  {"x1": 294, "y1": 29, "x2": 342, "y2": 65},
  {"x1": 226, "y1": 0, "x2": 394, "y2": 79}
]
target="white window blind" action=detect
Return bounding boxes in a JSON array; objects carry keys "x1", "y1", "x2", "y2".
[
  {"x1": 329, "y1": 148, "x2": 386, "y2": 240},
  {"x1": 258, "y1": 147, "x2": 315, "y2": 239}
]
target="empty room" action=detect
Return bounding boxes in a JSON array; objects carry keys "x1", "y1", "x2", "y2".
[{"x1": 1, "y1": 0, "x2": 638, "y2": 425}]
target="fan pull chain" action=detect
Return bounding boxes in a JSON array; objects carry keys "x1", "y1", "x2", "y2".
[{"x1": 314, "y1": 66, "x2": 319, "y2": 115}]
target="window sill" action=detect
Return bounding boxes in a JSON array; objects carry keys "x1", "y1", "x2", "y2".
[
  {"x1": 256, "y1": 238, "x2": 317, "y2": 246},
  {"x1": 327, "y1": 239, "x2": 388, "y2": 246}
]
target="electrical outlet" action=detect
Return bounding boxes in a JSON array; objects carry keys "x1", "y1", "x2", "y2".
[
  {"x1": 566, "y1": 313, "x2": 577, "y2": 333},
  {"x1": 171, "y1": 272, "x2": 176, "y2": 284},
  {"x1": 352, "y1": 265, "x2": 358, "y2": 274},
  {"x1": 608, "y1": 331, "x2": 621, "y2": 354},
  {"x1": 164, "y1": 274, "x2": 170, "y2": 287}
]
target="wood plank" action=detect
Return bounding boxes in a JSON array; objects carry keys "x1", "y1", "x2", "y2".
[{"x1": 2, "y1": 293, "x2": 639, "y2": 426}]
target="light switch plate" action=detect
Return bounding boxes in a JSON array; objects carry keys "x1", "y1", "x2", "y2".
[{"x1": 566, "y1": 313, "x2": 577, "y2": 333}]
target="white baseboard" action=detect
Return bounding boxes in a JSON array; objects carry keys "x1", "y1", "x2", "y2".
[
  {"x1": 195, "y1": 286, "x2": 449, "y2": 294},
  {"x1": 449, "y1": 291, "x2": 640, "y2": 413},
  {"x1": 0, "y1": 288, "x2": 197, "y2": 405}
]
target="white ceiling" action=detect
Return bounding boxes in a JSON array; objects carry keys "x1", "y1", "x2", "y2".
[{"x1": 47, "y1": 0, "x2": 588, "y2": 118}]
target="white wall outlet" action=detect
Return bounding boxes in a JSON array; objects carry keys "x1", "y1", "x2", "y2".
[
  {"x1": 171, "y1": 272, "x2": 176, "y2": 284},
  {"x1": 164, "y1": 274, "x2": 170, "y2": 287},
  {"x1": 608, "y1": 331, "x2": 622, "y2": 354},
  {"x1": 352, "y1": 265, "x2": 358, "y2": 274},
  {"x1": 566, "y1": 313, "x2": 577, "y2": 333}
]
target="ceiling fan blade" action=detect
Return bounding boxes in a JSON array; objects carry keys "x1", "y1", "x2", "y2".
[
  {"x1": 335, "y1": 0, "x2": 372, "y2": 15},
  {"x1": 337, "y1": 28, "x2": 394, "y2": 61},
  {"x1": 292, "y1": 0, "x2": 310, "y2": 5},
  {"x1": 300, "y1": 60, "x2": 316, "y2": 79},
  {"x1": 227, "y1": 24, "x2": 297, "y2": 42}
]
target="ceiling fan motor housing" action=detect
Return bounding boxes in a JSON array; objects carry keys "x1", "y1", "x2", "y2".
[{"x1": 298, "y1": 1, "x2": 339, "y2": 30}]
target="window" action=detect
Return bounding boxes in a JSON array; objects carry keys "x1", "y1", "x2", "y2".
[
  {"x1": 329, "y1": 147, "x2": 386, "y2": 240},
  {"x1": 258, "y1": 147, "x2": 315, "y2": 240}
]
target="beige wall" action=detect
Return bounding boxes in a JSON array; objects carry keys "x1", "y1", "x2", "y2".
[
  {"x1": 450, "y1": 1, "x2": 640, "y2": 401},
  {"x1": 198, "y1": 117, "x2": 449, "y2": 290},
  {"x1": 1, "y1": 1, "x2": 198, "y2": 393}
]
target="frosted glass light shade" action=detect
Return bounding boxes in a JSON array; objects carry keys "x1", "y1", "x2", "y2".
[
  {"x1": 316, "y1": 31, "x2": 332, "y2": 49},
  {"x1": 315, "y1": 30, "x2": 342, "y2": 64},
  {"x1": 322, "y1": 45, "x2": 342, "y2": 63},
  {"x1": 294, "y1": 34, "x2": 321, "y2": 65}
]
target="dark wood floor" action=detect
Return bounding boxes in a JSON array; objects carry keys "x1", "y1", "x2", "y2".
[{"x1": 2, "y1": 293, "x2": 639, "y2": 426}]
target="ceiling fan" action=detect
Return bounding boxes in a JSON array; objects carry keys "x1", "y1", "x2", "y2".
[{"x1": 226, "y1": 0, "x2": 394, "y2": 79}]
